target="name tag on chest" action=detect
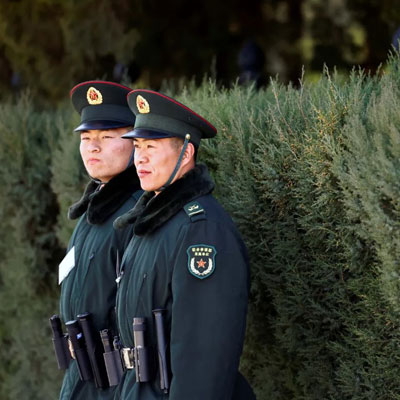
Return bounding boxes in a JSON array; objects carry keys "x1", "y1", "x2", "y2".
[{"x1": 58, "y1": 246, "x2": 75, "y2": 285}]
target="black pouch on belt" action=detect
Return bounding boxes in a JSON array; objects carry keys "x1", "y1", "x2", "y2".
[{"x1": 100, "y1": 330, "x2": 124, "y2": 386}]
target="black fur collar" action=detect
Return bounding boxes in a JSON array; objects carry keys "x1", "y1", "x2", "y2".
[
  {"x1": 114, "y1": 164, "x2": 214, "y2": 235},
  {"x1": 68, "y1": 164, "x2": 141, "y2": 225}
]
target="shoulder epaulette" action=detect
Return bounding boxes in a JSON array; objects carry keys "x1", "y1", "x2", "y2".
[{"x1": 183, "y1": 201, "x2": 206, "y2": 222}]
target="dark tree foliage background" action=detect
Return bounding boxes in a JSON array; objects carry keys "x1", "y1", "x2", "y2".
[{"x1": 0, "y1": 0, "x2": 400, "y2": 103}]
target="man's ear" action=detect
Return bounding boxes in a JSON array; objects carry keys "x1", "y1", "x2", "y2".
[{"x1": 181, "y1": 142, "x2": 195, "y2": 166}]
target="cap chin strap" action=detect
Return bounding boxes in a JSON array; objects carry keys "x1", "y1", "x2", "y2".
[{"x1": 158, "y1": 134, "x2": 191, "y2": 192}]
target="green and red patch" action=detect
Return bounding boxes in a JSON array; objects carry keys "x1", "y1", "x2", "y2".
[{"x1": 186, "y1": 244, "x2": 217, "y2": 279}]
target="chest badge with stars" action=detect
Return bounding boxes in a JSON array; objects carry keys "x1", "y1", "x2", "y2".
[{"x1": 186, "y1": 244, "x2": 217, "y2": 279}]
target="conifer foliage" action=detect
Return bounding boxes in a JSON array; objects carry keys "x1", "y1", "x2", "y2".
[
  {"x1": 178, "y1": 63, "x2": 399, "y2": 399},
  {"x1": 0, "y1": 95, "x2": 66, "y2": 398},
  {"x1": 1, "y1": 58, "x2": 400, "y2": 399}
]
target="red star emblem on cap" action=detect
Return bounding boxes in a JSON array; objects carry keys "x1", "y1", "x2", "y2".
[
  {"x1": 197, "y1": 259, "x2": 206, "y2": 268},
  {"x1": 89, "y1": 89, "x2": 98, "y2": 101}
]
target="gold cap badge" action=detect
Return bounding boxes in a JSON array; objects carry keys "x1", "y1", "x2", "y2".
[
  {"x1": 86, "y1": 87, "x2": 103, "y2": 105},
  {"x1": 137, "y1": 95, "x2": 150, "y2": 114}
]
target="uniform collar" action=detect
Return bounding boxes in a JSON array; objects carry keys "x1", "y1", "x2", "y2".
[
  {"x1": 68, "y1": 164, "x2": 140, "y2": 225},
  {"x1": 114, "y1": 163, "x2": 214, "y2": 235}
]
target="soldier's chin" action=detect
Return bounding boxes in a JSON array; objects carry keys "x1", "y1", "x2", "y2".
[
  {"x1": 85, "y1": 167, "x2": 108, "y2": 183},
  {"x1": 139, "y1": 178, "x2": 157, "y2": 193},
  {"x1": 86, "y1": 167, "x2": 101, "y2": 179}
]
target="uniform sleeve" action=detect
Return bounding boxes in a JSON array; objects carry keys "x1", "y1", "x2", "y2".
[{"x1": 169, "y1": 219, "x2": 249, "y2": 400}]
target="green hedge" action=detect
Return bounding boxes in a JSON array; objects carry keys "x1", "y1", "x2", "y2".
[
  {"x1": 0, "y1": 57, "x2": 399, "y2": 399},
  {"x1": 0, "y1": 95, "x2": 65, "y2": 398}
]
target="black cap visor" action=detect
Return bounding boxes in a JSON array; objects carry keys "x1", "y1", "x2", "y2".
[
  {"x1": 121, "y1": 128, "x2": 173, "y2": 140},
  {"x1": 74, "y1": 120, "x2": 132, "y2": 132}
]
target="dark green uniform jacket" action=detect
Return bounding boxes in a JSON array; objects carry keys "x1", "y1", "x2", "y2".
[
  {"x1": 114, "y1": 164, "x2": 255, "y2": 400},
  {"x1": 59, "y1": 165, "x2": 142, "y2": 400}
]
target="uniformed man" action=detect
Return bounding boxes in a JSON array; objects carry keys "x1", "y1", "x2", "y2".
[
  {"x1": 57, "y1": 81, "x2": 143, "y2": 400},
  {"x1": 113, "y1": 89, "x2": 255, "y2": 399}
]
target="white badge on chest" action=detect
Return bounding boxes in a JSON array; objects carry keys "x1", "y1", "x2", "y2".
[{"x1": 58, "y1": 246, "x2": 76, "y2": 285}]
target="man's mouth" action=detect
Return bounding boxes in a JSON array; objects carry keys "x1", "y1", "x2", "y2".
[
  {"x1": 137, "y1": 169, "x2": 151, "y2": 178},
  {"x1": 87, "y1": 158, "x2": 100, "y2": 165}
]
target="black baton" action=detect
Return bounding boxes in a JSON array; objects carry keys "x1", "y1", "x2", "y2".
[
  {"x1": 77, "y1": 312, "x2": 109, "y2": 389},
  {"x1": 152, "y1": 309, "x2": 170, "y2": 394},
  {"x1": 65, "y1": 319, "x2": 93, "y2": 381},
  {"x1": 133, "y1": 317, "x2": 150, "y2": 382},
  {"x1": 49, "y1": 315, "x2": 71, "y2": 370}
]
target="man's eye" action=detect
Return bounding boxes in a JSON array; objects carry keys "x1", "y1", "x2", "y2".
[
  {"x1": 103, "y1": 136, "x2": 114, "y2": 139},
  {"x1": 81, "y1": 137, "x2": 89, "y2": 141}
]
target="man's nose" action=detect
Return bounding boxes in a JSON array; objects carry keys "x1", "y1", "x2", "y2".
[
  {"x1": 88, "y1": 140, "x2": 101, "y2": 152},
  {"x1": 134, "y1": 149, "x2": 147, "y2": 164}
]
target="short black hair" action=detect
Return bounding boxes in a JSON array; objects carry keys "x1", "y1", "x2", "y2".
[{"x1": 170, "y1": 137, "x2": 198, "y2": 161}]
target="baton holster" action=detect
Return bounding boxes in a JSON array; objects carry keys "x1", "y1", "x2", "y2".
[
  {"x1": 49, "y1": 315, "x2": 71, "y2": 370},
  {"x1": 65, "y1": 319, "x2": 93, "y2": 381},
  {"x1": 101, "y1": 329, "x2": 125, "y2": 386}
]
